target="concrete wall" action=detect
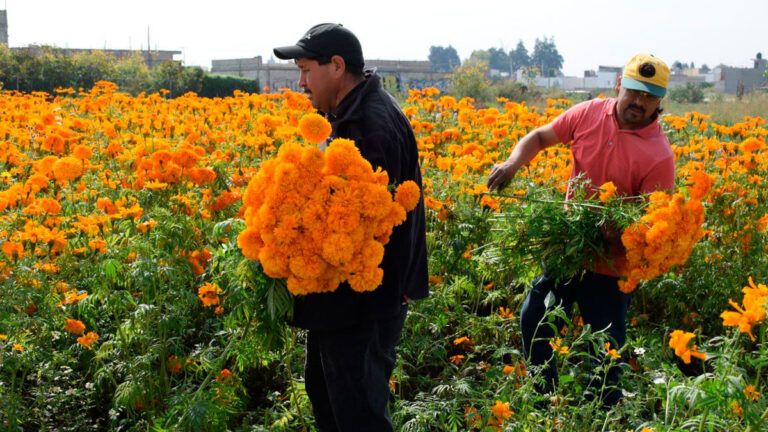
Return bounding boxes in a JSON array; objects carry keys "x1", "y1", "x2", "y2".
[
  {"x1": 210, "y1": 56, "x2": 450, "y2": 91},
  {"x1": 712, "y1": 61, "x2": 768, "y2": 94}
]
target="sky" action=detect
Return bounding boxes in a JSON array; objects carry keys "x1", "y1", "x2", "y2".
[{"x1": 5, "y1": 0, "x2": 767, "y2": 76}]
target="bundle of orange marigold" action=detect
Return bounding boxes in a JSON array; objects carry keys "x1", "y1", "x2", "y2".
[
  {"x1": 618, "y1": 182, "x2": 707, "y2": 293},
  {"x1": 237, "y1": 137, "x2": 421, "y2": 296}
]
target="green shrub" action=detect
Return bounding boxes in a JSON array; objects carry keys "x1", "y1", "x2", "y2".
[{"x1": 200, "y1": 75, "x2": 260, "y2": 98}]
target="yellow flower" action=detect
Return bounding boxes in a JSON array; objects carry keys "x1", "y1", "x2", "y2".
[
  {"x1": 604, "y1": 342, "x2": 620, "y2": 360},
  {"x1": 668, "y1": 330, "x2": 706, "y2": 364},
  {"x1": 12, "y1": 343, "x2": 24, "y2": 352},
  {"x1": 498, "y1": 306, "x2": 513, "y2": 319},
  {"x1": 549, "y1": 337, "x2": 570, "y2": 355}
]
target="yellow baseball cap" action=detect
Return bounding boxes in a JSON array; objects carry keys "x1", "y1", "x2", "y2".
[{"x1": 622, "y1": 53, "x2": 670, "y2": 98}]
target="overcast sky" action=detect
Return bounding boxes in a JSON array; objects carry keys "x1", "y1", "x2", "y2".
[{"x1": 6, "y1": 0, "x2": 766, "y2": 76}]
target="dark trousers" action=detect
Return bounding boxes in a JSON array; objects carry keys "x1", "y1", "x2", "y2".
[
  {"x1": 520, "y1": 272, "x2": 630, "y2": 405},
  {"x1": 305, "y1": 306, "x2": 407, "y2": 431}
]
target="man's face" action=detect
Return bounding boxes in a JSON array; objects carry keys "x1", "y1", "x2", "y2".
[
  {"x1": 296, "y1": 58, "x2": 337, "y2": 113},
  {"x1": 616, "y1": 85, "x2": 662, "y2": 128}
]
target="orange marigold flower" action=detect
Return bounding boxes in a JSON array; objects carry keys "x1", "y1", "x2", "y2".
[
  {"x1": 744, "y1": 384, "x2": 761, "y2": 401},
  {"x1": 298, "y1": 113, "x2": 332, "y2": 144},
  {"x1": 720, "y1": 277, "x2": 768, "y2": 341},
  {"x1": 449, "y1": 354, "x2": 465, "y2": 364},
  {"x1": 687, "y1": 170, "x2": 713, "y2": 200},
  {"x1": 668, "y1": 330, "x2": 706, "y2": 364},
  {"x1": 77, "y1": 331, "x2": 99, "y2": 349},
  {"x1": 218, "y1": 368, "x2": 232, "y2": 381},
  {"x1": 52, "y1": 156, "x2": 83, "y2": 182},
  {"x1": 598, "y1": 181, "x2": 617, "y2": 203},
  {"x1": 198, "y1": 282, "x2": 222, "y2": 308},
  {"x1": 167, "y1": 355, "x2": 182, "y2": 375},
  {"x1": 490, "y1": 400, "x2": 513, "y2": 421},
  {"x1": 72, "y1": 144, "x2": 93, "y2": 161},
  {"x1": 64, "y1": 319, "x2": 86, "y2": 335},
  {"x1": 394, "y1": 181, "x2": 421, "y2": 212},
  {"x1": 59, "y1": 289, "x2": 88, "y2": 306}
]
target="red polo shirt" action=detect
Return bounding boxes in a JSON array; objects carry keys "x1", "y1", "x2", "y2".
[{"x1": 551, "y1": 97, "x2": 675, "y2": 276}]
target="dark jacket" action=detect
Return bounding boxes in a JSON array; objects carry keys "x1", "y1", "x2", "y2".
[{"x1": 291, "y1": 72, "x2": 429, "y2": 331}]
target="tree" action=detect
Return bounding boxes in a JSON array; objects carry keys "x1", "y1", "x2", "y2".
[
  {"x1": 488, "y1": 47, "x2": 510, "y2": 74},
  {"x1": 531, "y1": 37, "x2": 563, "y2": 77},
  {"x1": 428, "y1": 45, "x2": 460, "y2": 73},
  {"x1": 509, "y1": 40, "x2": 530, "y2": 73},
  {"x1": 467, "y1": 49, "x2": 490, "y2": 68},
  {"x1": 448, "y1": 63, "x2": 493, "y2": 104},
  {"x1": 700, "y1": 64, "x2": 710, "y2": 74}
]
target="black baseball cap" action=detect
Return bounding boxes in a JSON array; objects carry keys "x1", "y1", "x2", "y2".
[{"x1": 273, "y1": 23, "x2": 364, "y2": 67}]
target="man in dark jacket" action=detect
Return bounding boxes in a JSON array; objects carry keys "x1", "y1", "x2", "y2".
[{"x1": 274, "y1": 23, "x2": 428, "y2": 431}]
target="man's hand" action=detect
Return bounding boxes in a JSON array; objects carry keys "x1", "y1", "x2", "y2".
[{"x1": 487, "y1": 162, "x2": 517, "y2": 191}]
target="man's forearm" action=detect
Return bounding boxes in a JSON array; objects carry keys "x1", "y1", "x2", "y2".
[{"x1": 504, "y1": 129, "x2": 546, "y2": 173}]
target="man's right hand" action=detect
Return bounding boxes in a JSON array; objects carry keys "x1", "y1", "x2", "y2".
[{"x1": 487, "y1": 162, "x2": 517, "y2": 192}]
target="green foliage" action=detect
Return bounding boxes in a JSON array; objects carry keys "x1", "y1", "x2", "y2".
[
  {"x1": 509, "y1": 40, "x2": 531, "y2": 73},
  {"x1": 448, "y1": 64, "x2": 493, "y2": 105},
  {"x1": 0, "y1": 45, "x2": 253, "y2": 97},
  {"x1": 428, "y1": 45, "x2": 461, "y2": 73},
  {"x1": 488, "y1": 177, "x2": 641, "y2": 285},
  {"x1": 492, "y1": 79, "x2": 539, "y2": 102},
  {"x1": 669, "y1": 82, "x2": 710, "y2": 103},
  {"x1": 487, "y1": 48, "x2": 510, "y2": 74},
  {"x1": 200, "y1": 75, "x2": 260, "y2": 98},
  {"x1": 531, "y1": 37, "x2": 564, "y2": 78}
]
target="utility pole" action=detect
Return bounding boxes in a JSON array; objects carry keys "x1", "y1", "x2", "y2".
[{"x1": 147, "y1": 26, "x2": 152, "y2": 69}]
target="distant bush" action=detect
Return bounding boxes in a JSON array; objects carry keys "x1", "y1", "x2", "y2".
[
  {"x1": 669, "y1": 82, "x2": 710, "y2": 104},
  {"x1": 201, "y1": 75, "x2": 261, "y2": 98},
  {"x1": 0, "y1": 45, "x2": 258, "y2": 97},
  {"x1": 449, "y1": 64, "x2": 494, "y2": 105},
  {"x1": 492, "y1": 80, "x2": 540, "y2": 102}
]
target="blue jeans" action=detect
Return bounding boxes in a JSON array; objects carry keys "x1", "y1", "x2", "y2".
[
  {"x1": 520, "y1": 272, "x2": 630, "y2": 405},
  {"x1": 304, "y1": 305, "x2": 407, "y2": 431}
]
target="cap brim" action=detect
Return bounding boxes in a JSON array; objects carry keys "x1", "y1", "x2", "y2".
[
  {"x1": 273, "y1": 44, "x2": 315, "y2": 60},
  {"x1": 622, "y1": 77, "x2": 666, "y2": 97}
]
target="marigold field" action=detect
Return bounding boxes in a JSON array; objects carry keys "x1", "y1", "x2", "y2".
[{"x1": 1, "y1": 82, "x2": 767, "y2": 431}]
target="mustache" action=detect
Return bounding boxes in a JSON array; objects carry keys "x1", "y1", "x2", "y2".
[{"x1": 627, "y1": 104, "x2": 645, "y2": 114}]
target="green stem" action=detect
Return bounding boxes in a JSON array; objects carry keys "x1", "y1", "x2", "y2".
[
  {"x1": 285, "y1": 330, "x2": 310, "y2": 431},
  {"x1": 176, "y1": 316, "x2": 255, "y2": 427}
]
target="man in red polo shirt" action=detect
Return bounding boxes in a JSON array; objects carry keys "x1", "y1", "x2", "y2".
[{"x1": 487, "y1": 53, "x2": 674, "y2": 406}]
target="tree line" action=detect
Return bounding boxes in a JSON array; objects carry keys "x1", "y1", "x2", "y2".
[
  {"x1": 0, "y1": 45, "x2": 259, "y2": 97},
  {"x1": 429, "y1": 37, "x2": 564, "y2": 78}
]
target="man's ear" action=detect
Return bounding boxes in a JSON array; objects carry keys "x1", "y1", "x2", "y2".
[{"x1": 330, "y1": 55, "x2": 346, "y2": 77}]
